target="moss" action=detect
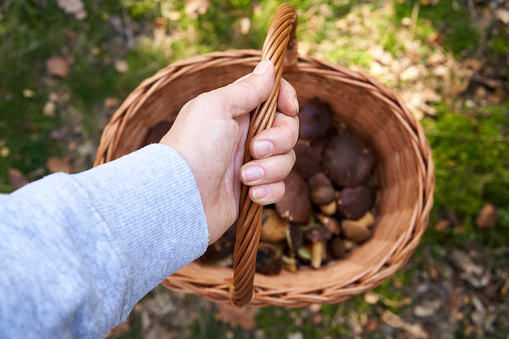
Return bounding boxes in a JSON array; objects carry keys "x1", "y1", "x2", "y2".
[
  {"x1": 421, "y1": 102, "x2": 509, "y2": 247},
  {"x1": 394, "y1": 0, "x2": 481, "y2": 57}
]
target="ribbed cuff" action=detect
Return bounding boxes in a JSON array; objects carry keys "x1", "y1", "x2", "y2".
[{"x1": 72, "y1": 144, "x2": 208, "y2": 312}]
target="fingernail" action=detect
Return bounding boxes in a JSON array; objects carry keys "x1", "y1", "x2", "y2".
[
  {"x1": 242, "y1": 166, "x2": 264, "y2": 182},
  {"x1": 253, "y1": 60, "x2": 272, "y2": 75},
  {"x1": 252, "y1": 186, "x2": 269, "y2": 200},
  {"x1": 293, "y1": 97, "x2": 299, "y2": 114},
  {"x1": 254, "y1": 141, "x2": 274, "y2": 158}
]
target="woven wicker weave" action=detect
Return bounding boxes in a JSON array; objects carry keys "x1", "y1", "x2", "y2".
[{"x1": 95, "y1": 4, "x2": 434, "y2": 308}]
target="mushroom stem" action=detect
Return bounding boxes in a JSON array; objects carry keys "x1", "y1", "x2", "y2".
[
  {"x1": 357, "y1": 211, "x2": 375, "y2": 228},
  {"x1": 310, "y1": 241, "x2": 324, "y2": 269},
  {"x1": 320, "y1": 201, "x2": 337, "y2": 216}
]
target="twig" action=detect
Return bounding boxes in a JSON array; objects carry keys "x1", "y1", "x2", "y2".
[
  {"x1": 409, "y1": 1, "x2": 420, "y2": 42},
  {"x1": 470, "y1": 75, "x2": 505, "y2": 89}
]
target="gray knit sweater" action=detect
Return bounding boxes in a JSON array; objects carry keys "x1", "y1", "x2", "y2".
[{"x1": 0, "y1": 144, "x2": 209, "y2": 338}]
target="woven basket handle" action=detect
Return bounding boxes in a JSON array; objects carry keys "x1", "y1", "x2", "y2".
[{"x1": 232, "y1": 4, "x2": 298, "y2": 306}]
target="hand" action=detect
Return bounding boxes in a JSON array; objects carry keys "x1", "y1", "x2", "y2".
[{"x1": 160, "y1": 60, "x2": 299, "y2": 244}]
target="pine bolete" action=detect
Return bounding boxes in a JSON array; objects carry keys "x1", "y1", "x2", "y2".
[
  {"x1": 308, "y1": 172, "x2": 337, "y2": 216},
  {"x1": 261, "y1": 208, "x2": 288, "y2": 243},
  {"x1": 305, "y1": 226, "x2": 333, "y2": 269},
  {"x1": 276, "y1": 171, "x2": 312, "y2": 224},
  {"x1": 322, "y1": 134, "x2": 375, "y2": 187},
  {"x1": 337, "y1": 185, "x2": 373, "y2": 220},
  {"x1": 317, "y1": 213, "x2": 341, "y2": 235},
  {"x1": 294, "y1": 140, "x2": 323, "y2": 179},
  {"x1": 357, "y1": 211, "x2": 376, "y2": 228},
  {"x1": 299, "y1": 98, "x2": 334, "y2": 142},
  {"x1": 341, "y1": 219, "x2": 372, "y2": 243},
  {"x1": 202, "y1": 222, "x2": 237, "y2": 262},
  {"x1": 286, "y1": 222, "x2": 303, "y2": 253},
  {"x1": 328, "y1": 236, "x2": 347, "y2": 259},
  {"x1": 255, "y1": 243, "x2": 283, "y2": 275},
  {"x1": 308, "y1": 172, "x2": 332, "y2": 188}
]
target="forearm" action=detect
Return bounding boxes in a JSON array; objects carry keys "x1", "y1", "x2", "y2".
[{"x1": 0, "y1": 144, "x2": 208, "y2": 338}]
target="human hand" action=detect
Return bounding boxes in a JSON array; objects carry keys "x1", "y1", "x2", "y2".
[{"x1": 160, "y1": 60, "x2": 299, "y2": 244}]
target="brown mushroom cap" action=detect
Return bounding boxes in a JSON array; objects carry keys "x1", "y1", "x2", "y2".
[
  {"x1": 261, "y1": 208, "x2": 288, "y2": 243},
  {"x1": 143, "y1": 121, "x2": 173, "y2": 146},
  {"x1": 341, "y1": 220, "x2": 372, "y2": 243},
  {"x1": 322, "y1": 134, "x2": 375, "y2": 187},
  {"x1": 308, "y1": 172, "x2": 333, "y2": 189},
  {"x1": 299, "y1": 98, "x2": 334, "y2": 142},
  {"x1": 304, "y1": 226, "x2": 333, "y2": 242},
  {"x1": 337, "y1": 185, "x2": 373, "y2": 219},
  {"x1": 276, "y1": 171, "x2": 312, "y2": 224},
  {"x1": 317, "y1": 214, "x2": 341, "y2": 235},
  {"x1": 255, "y1": 242, "x2": 283, "y2": 275},
  {"x1": 293, "y1": 140, "x2": 323, "y2": 179},
  {"x1": 310, "y1": 185, "x2": 335, "y2": 206},
  {"x1": 328, "y1": 236, "x2": 347, "y2": 259}
]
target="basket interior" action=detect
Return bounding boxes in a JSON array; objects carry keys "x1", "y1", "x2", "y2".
[{"x1": 110, "y1": 63, "x2": 423, "y2": 301}]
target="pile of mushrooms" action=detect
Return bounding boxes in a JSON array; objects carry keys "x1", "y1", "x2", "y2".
[{"x1": 201, "y1": 98, "x2": 377, "y2": 275}]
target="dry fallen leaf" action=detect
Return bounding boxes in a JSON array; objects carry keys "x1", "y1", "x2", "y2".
[
  {"x1": 476, "y1": 203, "x2": 497, "y2": 229},
  {"x1": 23, "y1": 89, "x2": 35, "y2": 98},
  {"x1": 43, "y1": 101, "x2": 56, "y2": 117},
  {"x1": 46, "y1": 57, "x2": 69, "y2": 78},
  {"x1": 104, "y1": 97, "x2": 120, "y2": 108},
  {"x1": 114, "y1": 59, "x2": 128, "y2": 74},
  {"x1": 57, "y1": 0, "x2": 87, "y2": 20},
  {"x1": 47, "y1": 157, "x2": 71, "y2": 173},
  {"x1": 382, "y1": 310, "x2": 428, "y2": 338},
  {"x1": 8, "y1": 169, "x2": 28, "y2": 190},
  {"x1": 215, "y1": 303, "x2": 257, "y2": 330},
  {"x1": 185, "y1": 0, "x2": 210, "y2": 19},
  {"x1": 240, "y1": 17, "x2": 251, "y2": 35}
]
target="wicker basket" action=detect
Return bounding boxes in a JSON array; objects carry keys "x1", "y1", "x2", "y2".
[{"x1": 95, "y1": 4, "x2": 434, "y2": 308}]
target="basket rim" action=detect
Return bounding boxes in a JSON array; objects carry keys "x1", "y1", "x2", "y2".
[{"x1": 95, "y1": 49, "x2": 435, "y2": 308}]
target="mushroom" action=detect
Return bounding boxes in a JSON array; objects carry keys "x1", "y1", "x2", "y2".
[
  {"x1": 276, "y1": 171, "x2": 312, "y2": 224},
  {"x1": 343, "y1": 239, "x2": 356, "y2": 251},
  {"x1": 261, "y1": 208, "x2": 288, "y2": 243},
  {"x1": 299, "y1": 98, "x2": 334, "y2": 142},
  {"x1": 337, "y1": 185, "x2": 373, "y2": 219},
  {"x1": 310, "y1": 185, "x2": 335, "y2": 206},
  {"x1": 357, "y1": 211, "x2": 376, "y2": 228},
  {"x1": 143, "y1": 121, "x2": 174, "y2": 146},
  {"x1": 308, "y1": 172, "x2": 332, "y2": 188},
  {"x1": 319, "y1": 200, "x2": 337, "y2": 216},
  {"x1": 317, "y1": 213, "x2": 341, "y2": 235},
  {"x1": 286, "y1": 222, "x2": 303, "y2": 253},
  {"x1": 202, "y1": 222, "x2": 237, "y2": 262},
  {"x1": 293, "y1": 140, "x2": 324, "y2": 179},
  {"x1": 308, "y1": 172, "x2": 337, "y2": 216},
  {"x1": 282, "y1": 255, "x2": 298, "y2": 273},
  {"x1": 322, "y1": 134, "x2": 375, "y2": 187},
  {"x1": 255, "y1": 243, "x2": 283, "y2": 275},
  {"x1": 297, "y1": 245, "x2": 311, "y2": 264},
  {"x1": 305, "y1": 226, "x2": 333, "y2": 269},
  {"x1": 341, "y1": 219, "x2": 371, "y2": 243},
  {"x1": 328, "y1": 236, "x2": 347, "y2": 259}
]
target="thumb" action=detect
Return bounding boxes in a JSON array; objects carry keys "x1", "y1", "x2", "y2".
[{"x1": 211, "y1": 60, "x2": 275, "y2": 118}]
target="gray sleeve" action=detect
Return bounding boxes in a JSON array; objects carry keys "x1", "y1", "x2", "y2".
[{"x1": 0, "y1": 144, "x2": 209, "y2": 338}]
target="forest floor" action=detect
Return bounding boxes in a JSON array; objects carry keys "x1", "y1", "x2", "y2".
[{"x1": 1, "y1": 0, "x2": 508, "y2": 338}]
